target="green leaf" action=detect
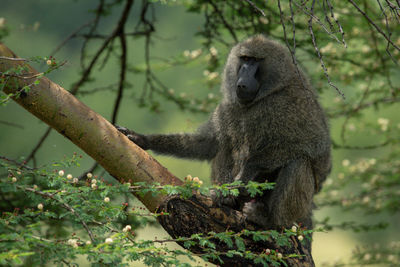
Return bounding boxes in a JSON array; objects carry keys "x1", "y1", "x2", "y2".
[{"x1": 235, "y1": 237, "x2": 245, "y2": 251}]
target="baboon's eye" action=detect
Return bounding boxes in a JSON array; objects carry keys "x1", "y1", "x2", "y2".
[{"x1": 241, "y1": 56, "x2": 251, "y2": 61}]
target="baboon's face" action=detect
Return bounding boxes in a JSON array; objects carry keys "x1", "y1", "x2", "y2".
[
  {"x1": 223, "y1": 35, "x2": 295, "y2": 106},
  {"x1": 235, "y1": 56, "x2": 262, "y2": 105}
]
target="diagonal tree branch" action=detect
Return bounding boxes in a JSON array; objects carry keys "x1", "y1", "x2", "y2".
[{"x1": 0, "y1": 44, "x2": 178, "y2": 211}]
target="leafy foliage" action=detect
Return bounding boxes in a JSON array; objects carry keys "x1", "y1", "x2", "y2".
[{"x1": 0, "y1": 155, "x2": 308, "y2": 266}]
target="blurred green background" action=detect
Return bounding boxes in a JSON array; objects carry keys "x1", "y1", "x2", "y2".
[{"x1": 1, "y1": 1, "x2": 399, "y2": 266}]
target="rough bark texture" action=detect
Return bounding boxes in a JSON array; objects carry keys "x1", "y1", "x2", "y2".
[{"x1": 0, "y1": 43, "x2": 314, "y2": 266}]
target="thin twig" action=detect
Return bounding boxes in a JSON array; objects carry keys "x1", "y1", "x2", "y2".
[
  {"x1": 22, "y1": 186, "x2": 96, "y2": 243},
  {"x1": 0, "y1": 56, "x2": 26, "y2": 61},
  {"x1": 50, "y1": 19, "x2": 95, "y2": 56},
  {"x1": 242, "y1": 0, "x2": 266, "y2": 16},
  {"x1": 365, "y1": 3, "x2": 397, "y2": 95},
  {"x1": 71, "y1": 0, "x2": 134, "y2": 95},
  {"x1": 0, "y1": 119, "x2": 24, "y2": 129},
  {"x1": 328, "y1": 96, "x2": 400, "y2": 118},
  {"x1": 385, "y1": 0, "x2": 400, "y2": 22},
  {"x1": 209, "y1": 0, "x2": 238, "y2": 42},
  {"x1": 340, "y1": 76, "x2": 373, "y2": 143},
  {"x1": 332, "y1": 140, "x2": 390, "y2": 150},
  {"x1": 78, "y1": 162, "x2": 99, "y2": 180},
  {"x1": 325, "y1": 0, "x2": 347, "y2": 47},
  {"x1": 111, "y1": 33, "x2": 128, "y2": 124},
  {"x1": 277, "y1": 0, "x2": 303, "y2": 85},
  {"x1": 80, "y1": 0, "x2": 106, "y2": 69},
  {"x1": 376, "y1": 0, "x2": 398, "y2": 64},
  {"x1": 289, "y1": 0, "x2": 297, "y2": 59},
  {"x1": 291, "y1": 0, "x2": 342, "y2": 44},
  {"x1": 308, "y1": 0, "x2": 345, "y2": 98},
  {"x1": 25, "y1": 127, "x2": 52, "y2": 163},
  {"x1": 348, "y1": 0, "x2": 400, "y2": 52},
  {"x1": 0, "y1": 71, "x2": 44, "y2": 80},
  {"x1": 0, "y1": 155, "x2": 34, "y2": 170}
]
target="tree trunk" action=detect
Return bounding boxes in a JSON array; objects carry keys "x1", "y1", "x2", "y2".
[{"x1": 0, "y1": 43, "x2": 314, "y2": 266}]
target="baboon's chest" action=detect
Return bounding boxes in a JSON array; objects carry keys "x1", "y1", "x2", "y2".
[{"x1": 226, "y1": 116, "x2": 262, "y2": 163}]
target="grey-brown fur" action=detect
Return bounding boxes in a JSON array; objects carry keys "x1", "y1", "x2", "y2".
[{"x1": 118, "y1": 35, "x2": 331, "y2": 231}]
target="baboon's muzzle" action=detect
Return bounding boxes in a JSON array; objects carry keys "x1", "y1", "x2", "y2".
[{"x1": 236, "y1": 60, "x2": 260, "y2": 105}]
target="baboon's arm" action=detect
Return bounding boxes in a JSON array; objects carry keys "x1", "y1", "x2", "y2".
[
  {"x1": 117, "y1": 121, "x2": 218, "y2": 161},
  {"x1": 269, "y1": 158, "x2": 315, "y2": 226}
]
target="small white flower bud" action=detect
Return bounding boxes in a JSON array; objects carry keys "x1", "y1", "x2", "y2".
[
  {"x1": 265, "y1": 249, "x2": 271, "y2": 254},
  {"x1": 363, "y1": 253, "x2": 371, "y2": 261},
  {"x1": 342, "y1": 159, "x2": 350, "y2": 167},
  {"x1": 277, "y1": 253, "x2": 283, "y2": 259},
  {"x1": 86, "y1": 173, "x2": 93, "y2": 178},
  {"x1": 347, "y1": 123, "x2": 356, "y2": 131},
  {"x1": 193, "y1": 177, "x2": 200, "y2": 183},
  {"x1": 58, "y1": 170, "x2": 65, "y2": 176},
  {"x1": 185, "y1": 175, "x2": 193, "y2": 181},
  {"x1": 85, "y1": 240, "x2": 91, "y2": 245},
  {"x1": 330, "y1": 190, "x2": 338, "y2": 197},
  {"x1": 72, "y1": 178, "x2": 79, "y2": 183},
  {"x1": 105, "y1": 238, "x2": 113, "y2": 244},
  {"x1": 362, "y1": 196, "x2": 370, "y2": 204},
  {"x1": 291, "y1": 226, "x2": 297, "y2": 232},
  {"x1": 11, "y1": 177, "x2": 17, "y2": 183},
  {"x1": 66, "y1": 174, "x2": 73, "y2": 179},
  {"x1": 67, "y1": 239, "x2": 78, "y2": 248},
  {"x1": 104, "y1": 197, "x2": 110, "y2": 203},
  {"x1": 17, "y1": 171, "x2": 21, "y2": 175},
  {"x1": 37, "y1": 203, "x2": 44, "y2": 210},
  {"x1": 46, "y1": 59, "x2": 52, "y2": 66},
  {"x1": 209, "y1": 46, "x2": 218, "y2": 56},
  {"x1": 190, "y1": 49, "x2": 202, "y2": 59},
  {"x1": 0, "y1": 18, "x2": 6, "y2": 28},
  {"x1": 207, "y1": 72, "x2": 219, "y2": 80},
  {"x1": 123, "y1": 225, "x2": 132, "y2": 232},
  {"x1": 33, "y1": 184, "x2": 38, "y2": 189},
  {"x1": 91, "y1": 183, "x2": 97, "y2": 189},
  {"x1": 259, "y1": 17, "x2": 268, "y2": 24},
  {"x1": 298, "y1": 235, "x2": 304, "y2": 241},
  {"x1": 91, "y1": 179, "x2": 97, "y2": 184}
]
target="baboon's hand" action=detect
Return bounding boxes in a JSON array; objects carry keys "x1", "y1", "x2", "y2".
[
  {"x1": 210, "y1": 190, "x2": 242, "y2": 210},
  {"x1": 242, "y1": 201, "x2": 271, "y2": 228},
  {"x1": 115, "y1": 125, "x2": 149, "y2": 150}
]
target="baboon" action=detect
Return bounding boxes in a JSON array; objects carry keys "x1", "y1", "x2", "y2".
[{"x1": 118, "y1": 35, "x2": 331, "y2": 231}]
